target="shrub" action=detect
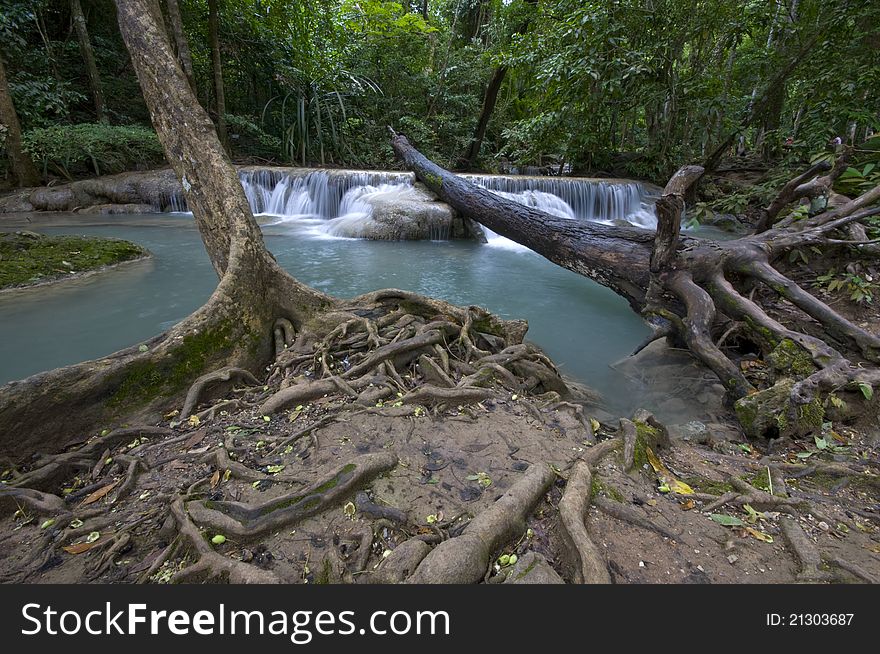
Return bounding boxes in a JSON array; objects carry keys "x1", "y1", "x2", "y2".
[{"x1": 22, "y1": 123, "x2": 164, "y2": 178}]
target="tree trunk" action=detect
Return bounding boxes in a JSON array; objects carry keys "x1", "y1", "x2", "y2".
[
  {"x1": 70, "y1": 0, "x2": 106, "y2": 122},
  {"x1": 0, "y1": 0, "x2": 328, "y2": 459},
  {"x1": 163, "y1": 0, "x2": 196, "y2": 92},
  {"x1": 207, "y1": 0, "x2": 228, "y2": 151},
  {"x1": 457, "y1": 65, "x2": 507, "y2": 170},
  {"x1": 393, "y1": 133, "x2": 880, "y2": 438},
  {"x1": 0, "y1": 54, "x2": 40, "y2": 187}
]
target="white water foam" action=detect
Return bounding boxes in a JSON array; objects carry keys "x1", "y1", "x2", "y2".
[{"x1": 166, "y1": 169, "x2": 657, "y2": 247}]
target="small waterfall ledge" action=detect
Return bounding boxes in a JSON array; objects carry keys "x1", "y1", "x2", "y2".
[{"x1": 2, "y1": 166, "x2": 659, "y2": 243}]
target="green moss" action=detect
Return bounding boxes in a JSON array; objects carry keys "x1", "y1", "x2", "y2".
[
  {"x1": 0, "y1": 232, "x2": 148, "y2": 290},
  {"x1": 108, "y1": 320, "x2": 235, "y2": 409},
  {"x1": 744, "y1": 468, "x2": 771, "y2": 492},
  {"x1": 735, "y1": 379, "x2": 825, "y2": 438},
  {"x1": 423, "y1": 172, "x2": 443, "y2": 189},
  {"x1": 767, "y1": 339, "x2": 816, "y2": 377},
  {"x1": 315, "y1": 558, "x2": 333, "y2": 584},
  {"x1": 591, "y1": 476, "x2": 624, "y2": 502},
  {"x1": 685, "y1": 476, "x2": 734, "y2": 495},
  {"x1": 513, "y1": 557, "x2": 539, "y2": 581},
  {"x1": 632, "y1": 421, "x2": 660, "y2": 470}
]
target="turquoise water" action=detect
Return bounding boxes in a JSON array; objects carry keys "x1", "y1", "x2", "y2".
[{"x1": 0, "y1": 213, "x2": 650, "y2": 405}]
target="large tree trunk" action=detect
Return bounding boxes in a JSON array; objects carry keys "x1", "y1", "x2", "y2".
[
  {"x1": 0, "y1": 54, "x2": 40, "y2": 187},
  {"x1": 163, "y1": 0, "x2": 197, "y2": 92},
  {"x1": 0, "y1": 0, "x2": 328, "y2": 459},
  {"x1": 207, "y1": 0, "x2": 228, "y2": 151},
  {"x1": 70, "y1": 0, "x2": 106, "y2": 122},
  {"x1": 393, "y1": 133, "x2": 880, "y2": 438}
]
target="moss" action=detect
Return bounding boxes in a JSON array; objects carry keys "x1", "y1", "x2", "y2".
[
  {"x1": 632, "y1": 421, "x2": 660, "y2": 470},
  {"x1": 767, "y1": 339, "x2": 816, "y2": 377},
  {"x1": 591, "y1": 476, "x2": 624, "y2": 503},
  {"x1": 108, "y1": 320, "x2": 235, "y2": 409},
  {"x1": 513, "y1": 558, "x2": 539, "y2": 581},
  {"x1": 744, "y1": 468, "x2": 771, "y2": 492},
  {"x1": 423, "y1": 172, "x2": 443, "y2": 189},
  {"x1": 685, "y1": 476, "x2": 734, "y2": 495},
  {"x1": 472, "y1": 316, "x2": 503, "y2": 337},
  {"x1": 796, "y1": 398, "x2": 825, "y2": 429},
  {"x1": 735, "y1": 379, "x2": 825, "y2": 438},
  {"x1": 315, "y1": 558, "x2": 333, "y2": 584},
  {"x1": 0, "y1": 232, "x2": 148, "y2": 290}
]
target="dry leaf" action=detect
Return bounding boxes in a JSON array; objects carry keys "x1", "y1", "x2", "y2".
[
  {"x1": 183, "y1": 428, "x2": 207, "y2": 450},
  {"x1": 680, "y1": 499, "x2": 696, "y2": 511},
  {"x1": 646, "y1": 446, "x2": 695, "y2": 495},
  {"x1": 210, "y1": 470, "x2": 221, "y2": 489},
  {"x1": 62, "y1": 539, "x2": 102, "y2": 554},
  {"x1": 79, "y1": 480, "x2": 119, "y2": 507},
  {"x1": 743, "y1": 527, "x2": 774, "y2": 543}
]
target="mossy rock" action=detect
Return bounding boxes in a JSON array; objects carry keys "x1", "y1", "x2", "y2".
[
  {"x1": 766, "y1": 339, "x2": 816, "y2": 378},
  {"x1": 0, "y1": 232, "x2": 148, "y2": 290},
  {"x1": 734, "y1": 379, "x2": 824, "y2": 439}
]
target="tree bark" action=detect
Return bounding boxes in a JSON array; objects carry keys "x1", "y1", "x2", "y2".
[
  {"x1": 0, "y1": 54, "x2": 40, "y2": 187},
  {"x1": 0, "y1": 0, "x2": 328, "y2": 459},
  {"x1": 207, "y1": 0, "x2": 228, "y2": 151},
  {"x1": 70, "y1": 0, "x2": 106, "y2": 122},
  {"x1": 163, "y1": 0, "x2": 196, "y2": 92},
  {"x1": 393, "y1": 133, "x2": 880, "y2": 437},
  {"x1": 393, "y1": 134, "x2": 653, "y2": 310}
]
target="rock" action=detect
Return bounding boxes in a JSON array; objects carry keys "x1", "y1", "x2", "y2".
[
  {"x1": 324, "y1": 184, "x2": 456, "y2": 241},
  {"x1": 700, "y1": 212, "x2": 748, "y2": 234},
  {"x1": 503, "y1": 551, "x2": 564, "y2": 584},
  {"x1": 734, "y1": 378, "x2": 824, "y2": 439},
  {"x1": 668, "y1": 420, "x2": 710, "y2": 444},
  {"x1": 77, "y1": 203, "x2": 157, "y2": 215}
]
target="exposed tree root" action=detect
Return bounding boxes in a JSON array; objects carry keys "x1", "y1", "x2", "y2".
[
  {"x1": 169, "y1": 498, "x2": 281, "y2": 584},
  {"x1": 558, "y1": 461, "x2": 611, "y2": 583},
  {"x1": 184, "y1": 453, "x2": 398, "y2": 539},
  {"x1": 406, "y1": 463, "x2": 555, "y2": 583}
]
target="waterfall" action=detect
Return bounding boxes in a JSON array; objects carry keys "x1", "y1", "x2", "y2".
[
  {"x1": 164, "y1": 167, "x2": 657, "y2": 243},
  {"x1": 462, "y1": 174, "x2": 656, "y2": 226}
]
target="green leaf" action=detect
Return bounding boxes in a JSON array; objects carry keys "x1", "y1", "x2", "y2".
[
  {"x1": 211, "y1": 534, "x2": 226, "y2": 545},
  {"x1": 857, "y1": 382, "x2": 873, "y2": 401},
  {"x1": 710, "y1": 514, "x2": 745, "y2": 527}
]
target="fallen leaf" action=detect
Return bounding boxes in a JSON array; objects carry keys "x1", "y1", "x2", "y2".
[
  {"x1": 63, "y1": 540, "x2": 102, "y2": 555},
  {"x1": 182, "y1": 428, "x2": 207, "y2": 450},
  {"x1": 710, "y1": 513, "x2": 745, "y2": 527},
  {"x1": 744, "y1": 527, "x2": 774, "y2": 543},
  {"x1": 646, "y1": 447, "x2": 694, "y2": 495},
  {"x1": 187, "y1": 414, "x2": 201, "y2": 427},
  {"x1": 210, "y1": 470, "x2": 221, "y2": 489},
  {"x1": 79, "y1": 480, "x2": 119, "y2": 507},
  {"x1": 680, "y1": 499, "x2": 696, "y2": 511}
]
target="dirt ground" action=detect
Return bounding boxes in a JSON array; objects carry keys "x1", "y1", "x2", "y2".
[{"x1": 1, "y1": 365, "x2": 877, "y2": 584}]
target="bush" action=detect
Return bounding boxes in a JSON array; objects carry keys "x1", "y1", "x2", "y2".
[
  {"x1": 225, "y1": 114, "x2": 283, "y2": 160},
  {"x1": 22, "y1": 123, "x2": 165, "y2": 178}
]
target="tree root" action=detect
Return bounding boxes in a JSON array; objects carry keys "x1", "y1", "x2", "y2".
[
  {"x1": 183, "y1": 452, "x2": 398, "y2": 538},
  {"x1": 406, "y1": 462, "x2": 555, "y2": 583},
  {"x1": 558, "y1": 461, "x2": 611, "y2": 583},
  {"x1": 180, "y1": 367, "x2": 260, "y2": 419},
  {"x1": 169, "y1": 498, "x2": 280, "y2": 584},
  {"x1": 593, "y1": 496, "x2": 681, "y2": 541}
]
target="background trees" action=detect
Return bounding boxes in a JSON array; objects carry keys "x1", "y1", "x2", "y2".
[{"x1": 1, "y1": 0, "x2": 878, "y2": 186}]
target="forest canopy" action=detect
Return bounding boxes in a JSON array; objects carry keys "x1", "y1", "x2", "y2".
[{"x1": 1, "y1": 0, "x2": 878, "y2": 183}]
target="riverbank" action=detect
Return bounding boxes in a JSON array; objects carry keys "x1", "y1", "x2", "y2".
[{"x1": 0, "y1": 231, "x2": 150, "y2": 292}]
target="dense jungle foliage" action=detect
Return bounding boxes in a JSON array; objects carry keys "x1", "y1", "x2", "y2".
[{"x1": 1, "y1": 0, "x2": 878, "y2": 183}]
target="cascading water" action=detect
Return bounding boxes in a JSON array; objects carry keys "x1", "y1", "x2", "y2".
[{"x1": 164, "y1": 168, "x2": 656, "y2": 245}]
